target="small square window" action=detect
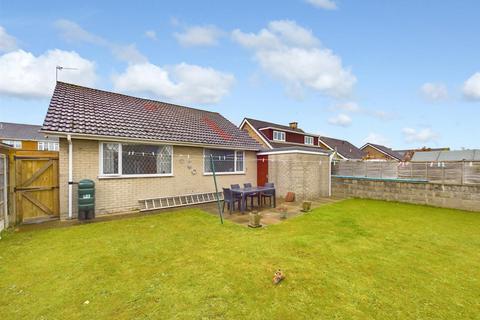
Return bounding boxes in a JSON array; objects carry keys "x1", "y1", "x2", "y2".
[
  {"x1": 273, "y1": 131, "x2": 285, "y2": 141},
  {"x1": 304, "y1": 136, "x2": 314, "y2": 145}
]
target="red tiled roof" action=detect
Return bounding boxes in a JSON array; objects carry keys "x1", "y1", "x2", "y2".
[{"x1": 42, "y1": 82, "x2": 261, "y2": 150}]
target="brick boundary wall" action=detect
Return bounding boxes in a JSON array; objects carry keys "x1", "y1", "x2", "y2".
[{"x1": 332, "y1": 176, "x2": 480, "y2": 212}]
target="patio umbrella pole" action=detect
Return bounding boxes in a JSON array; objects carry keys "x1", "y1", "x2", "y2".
[{"x1": 210, "y1": 154, "x2": 224, "y2": 224}]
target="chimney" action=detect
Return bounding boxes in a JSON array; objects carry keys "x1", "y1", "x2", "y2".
[{"x1": 289, "y1": 122, "x2": 298, "y2": 130}]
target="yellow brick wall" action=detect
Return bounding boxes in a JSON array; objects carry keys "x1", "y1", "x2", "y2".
[
  {"x1": 363, "y1": 145, "x2": 393, "y2": 160},
  {"x1": 59, "y1": 138, "x2": 257, "y2": 218},
  {"x1": 242, "y1": 123, "x2": 269, "y2": 148}
]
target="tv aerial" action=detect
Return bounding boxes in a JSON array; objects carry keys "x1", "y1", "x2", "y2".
[{"x1": 56, "y1": 65, "x2": 79, "y2": 82}]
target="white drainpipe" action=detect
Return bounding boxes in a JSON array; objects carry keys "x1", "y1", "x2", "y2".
[{"x1": 67, "y1": 134, "x2": 73, "y2": 219}]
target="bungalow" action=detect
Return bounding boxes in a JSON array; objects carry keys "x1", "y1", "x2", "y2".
[
  {"x1": 41, "y1": 82, "x2": 261, "y2": 219},
  {"x1": 361, "y1": 143, "x2": 402, "y2": 161}
]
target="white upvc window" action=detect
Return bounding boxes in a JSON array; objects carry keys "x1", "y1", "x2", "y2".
[
  {"x1": 273, "y1": 131, "x2": 285, "y2": 141},
  {"x1": 2, "y1": 140, "x2": 22, "y2": 149},
  {"x1": 204, "y1": 149, "x2": 245, "y2": 175},
  {"x1": 38, "y1": 141, "x2": 59, "y2": 151},
  {"x1": 304, "y1": 136, "x2": 314, "y2": 145},
  {"x1": 99, "y1": 142, "x2": 173, "y2": 177}
]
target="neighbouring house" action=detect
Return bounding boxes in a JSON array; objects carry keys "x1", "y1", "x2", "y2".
[
  {"x1": 41, "y1": 82, "x2": 262, "y2": 219},
  {"x1": 394, "y1": 147, "x2": 450, "y2": 161},
  {"x1": 239, "y1": 118, "x2": 332, "y2": 194},
  {"x1": 318, "y1": 136, "x2": 364, "y2": 160},
  {"x1": 410, "y1": 149, "x2": 480, "y2": 162},
  {"x1": 239, "y1": 118, "x2": 324, "y2": 150},
  {"x1": 0, "y1": 122, "x2": 59, "y2": 151},
  {"x1": 361, "y1": 143, "x2": 403, "y2": 161}
]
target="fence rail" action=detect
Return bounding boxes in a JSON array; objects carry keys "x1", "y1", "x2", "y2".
[{"x1": 332, "y1": 160, "x2": 480, "y2": 185}]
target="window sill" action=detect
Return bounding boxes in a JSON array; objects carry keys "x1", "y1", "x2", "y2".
[
  {"x1": 203, "y1": 172, "x2": 245, "y2": 176},
  {"x1": 98, "y1": 174, "x2": 174, "y2": 179}
]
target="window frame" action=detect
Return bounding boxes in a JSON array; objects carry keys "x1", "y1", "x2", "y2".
[
  {"x1": 304, "y1": 136, "x2": 314, "y2": 145},
  {"x1": 203, "y1": 148, "x2": 246, "y2": 175},
  {"x1": 38, "y1": 141, "x2": 59, "y2": 151},
  {"x1": 272, "y1": 131, "x2": 285, "y2": 142},
  {"x1": 2, "y1": 140, "x2": 22, "y2": 149},
  {"x1": 99, "y1": 142, "x2": 174, "y2": 178}
]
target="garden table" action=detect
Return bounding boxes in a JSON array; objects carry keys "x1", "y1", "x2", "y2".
[{"x1": 231, "y1": 186, "x2": 276, "y2": 213}]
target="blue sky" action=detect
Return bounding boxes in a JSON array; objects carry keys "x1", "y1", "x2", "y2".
[{"x1": 1, "y1": 0, "x2": 479, "y2": 149}]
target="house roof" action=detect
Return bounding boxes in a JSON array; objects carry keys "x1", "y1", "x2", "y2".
[
  {"x1": 361, "y1": 143, "x2": 402, "y2": 160},
  {"x1": 41, "y1": 82, "x2": 261, "y2": 150},
  {"x1": 411, "y1": 150, "x2": 480, "y2": 162},
  {"x1": 318, "y1": 136, "x2": 364, "y2": 159},
  {"x1": 243, "y1": 118, "x2": 307, "y2": 134},
  {"x1": 0, "y1": 122, "x2": 58, "y2": 142},
  {"x1": 394, "y1": 147, "x2": 450, "y2": 161}
]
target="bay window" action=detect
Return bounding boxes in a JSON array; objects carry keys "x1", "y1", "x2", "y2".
[
  {"x1": 204, "y1": 149, "x2": 245, "y2": 174},
  {"x1": 100, "y1": 142, "x2": 172, "y2": 177}
]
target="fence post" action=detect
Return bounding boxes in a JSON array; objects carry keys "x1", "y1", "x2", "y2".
[
  {"x1": 442, "y1": 163, "x2": 445, "y2": 184},
  {"x1": 461, "y1": 160, "x2": 465, "y2": 185},
  {"x1": 410, "y1": 162, "x2": 413, "y2": 178},
  {"x1": 425, "y1": 162, "x2": 428, "y2": 181}
]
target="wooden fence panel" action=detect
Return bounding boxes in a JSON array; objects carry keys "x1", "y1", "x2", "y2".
[{"x1": 332, "y1": 160, "x2": 480, "y2": 185}]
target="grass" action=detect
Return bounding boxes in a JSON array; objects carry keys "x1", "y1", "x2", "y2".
[{"x1": 0, "y1": 199, "x2": 479, "y2": 319}]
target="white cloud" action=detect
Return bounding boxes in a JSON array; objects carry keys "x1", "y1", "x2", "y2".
[
  {"x1": 328, "y1": 113, "x2": 352, "y2": 127},
  {"x1": 306, "y1": 0, "x2": 337, "y2": 10},
  {"x1": 331, "y1": 101, "x2": 392, "y2": 120},
  {"x1": 362, "y1": 133, "x2": 389, "y2": 146},
  {"x1": 232, "y1": 20, "x2": 355, "y2": 98},
  {"x1": 174, "y1": 25, "x2": 223, "y2": 47},
  {"x1": 55, "y1": 19, "x2": 147, "y2": 64},
  {"x1": 0, "y1": 26, "x2": 18, "y2": 52},
  {"x1": 421, "y1": 82, "x2": 448, "y2": 101},
  {"x1": 462, "y1": 72, "x2": 480, "y2": 100},
  {"x1": 334, "y1": 101, "x2": 360, "y2": 112},
  {"x1": 144, "y1": 30, "x2": 157, "y2": 40},
  {"x1": 112, "y1": 62, "x2": 235, "y2": 104},
  {"x1": 402, "y1": 127, "x2": 438, "y2": 143},
  {"x1": 0, "y1": 49, "x2": 96, "y2": 99}
]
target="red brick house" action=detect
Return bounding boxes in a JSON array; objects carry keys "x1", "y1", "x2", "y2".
[{"x1": 239, "y1": 118, "x2": 332, "y2": 186}]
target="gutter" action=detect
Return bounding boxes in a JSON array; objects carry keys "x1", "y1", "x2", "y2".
[
  {"x1": 39, "y1": 130, "x2": 260, "y2": 152},
  {"x1": 67, "y1": 134, "x2": 73, "y2": 219}
]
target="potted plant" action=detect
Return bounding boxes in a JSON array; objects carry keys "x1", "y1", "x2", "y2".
[
  {"x1": 248, "y1": 211, "x2": 262, "y2": 228},
  {"x1": 301, "y1": 201, "x2": 312, "y2": 212},
  {"x1": 278, "y1": 205, "x2": 288, "y2": 219}
]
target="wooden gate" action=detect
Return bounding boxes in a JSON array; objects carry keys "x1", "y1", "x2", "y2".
[{"x1": 14, "y1": 152, "x2": 59, "y2": 223}]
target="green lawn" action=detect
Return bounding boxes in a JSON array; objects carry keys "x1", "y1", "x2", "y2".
[{"x1": 1, "y1": 199, "x2": 479, "y2": 319}]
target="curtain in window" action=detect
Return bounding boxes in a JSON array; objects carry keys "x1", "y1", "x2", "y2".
[{"x1": 103, "y1": 143, "x2": 119, "y2": 174}]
